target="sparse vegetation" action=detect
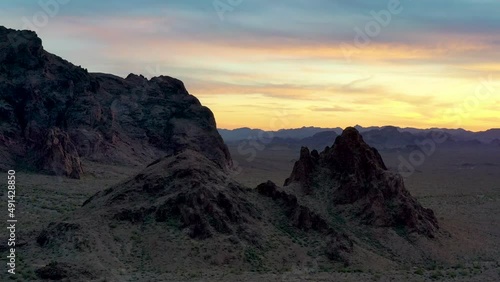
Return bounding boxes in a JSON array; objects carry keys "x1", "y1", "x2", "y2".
[
  {"x1": 459, "y1": 269, "x2": 469, "y2": 276},
  {"x1": 415, "y1": 268, "x2": 424, "y2": 275},
  {"x1": 244, "y1": 247, "x2": 265, "y2": 271},
  {"x1": 165, "y1": 216, "x2": 182, "y2": 229},
  {"x1": 447, "y1": 270, "x2": 457, "y2": 278},
  {"x1": 430, "y1": 270, "x2": 443, "y2": 279}
]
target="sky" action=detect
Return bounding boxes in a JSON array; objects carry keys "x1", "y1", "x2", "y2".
[{"x1": 1, "y1": 0, "x2": 499, "y2": 131}]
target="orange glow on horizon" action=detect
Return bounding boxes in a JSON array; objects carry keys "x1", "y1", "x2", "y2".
[{"x1": 32, "y1": 16, "x2": 500, "y2": 132}]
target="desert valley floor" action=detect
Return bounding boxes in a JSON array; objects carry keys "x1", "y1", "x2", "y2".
[{"x1": 2, "y1": 145, "x2": 499, "y2": 281}]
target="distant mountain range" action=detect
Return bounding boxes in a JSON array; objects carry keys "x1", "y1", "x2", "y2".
[{"x1": 219, "y1": 125, "x2": 500, "y2": 150}]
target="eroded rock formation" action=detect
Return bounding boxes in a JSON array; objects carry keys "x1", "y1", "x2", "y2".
[
  {"x1": 0, "y1": 26, "x2": 231, "y2": 176},
  {"x1": 285, "y1": 127, "x2": 439, "y2": 237}
]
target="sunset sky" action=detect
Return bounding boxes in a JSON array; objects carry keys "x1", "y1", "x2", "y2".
[{"x1": 1, "y1": 0, "x2": 499, "y2": 131}]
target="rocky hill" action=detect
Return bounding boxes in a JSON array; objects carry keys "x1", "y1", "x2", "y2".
[
  {"x1": 33, "y1": 148, "x2": 356, "y2": 280},
  {"x1": 0, "y1": 26, "x2": 231, "y2": 178},
  {"x1": 36, "y1": 128, "x2": 443, "y2": 279},
  {"x1": 284, "y1": 127, "x2": 439, "y2": 237},
  {"x1": 29, "y1": 126, "x2": 442, "y2": 280}
]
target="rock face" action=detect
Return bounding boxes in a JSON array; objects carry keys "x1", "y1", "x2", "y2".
[
  {"x1": 256, "y1": 180, "x2": 353, "y2": 261},
  {"x1": 38, "y1": 149, "x2": 260, "y2": 245},
  {"x1": 283, "y1": 147, "x2": 318, "y2": 194},
  {"x1": 88, "y1": 149, "x2": 259, "y2": 239},
  {"x1": 257, "y1": 180, "x2": 330, "y2": 231},
  {"x1": 285, "y1": 127, "x2": 439, "y2": 237},
  {"x1": 36, "y1": 127, "x2": 84, "y2": 178},
  {"x1": 0, "y1": 26, "x2": 231, "y2": 176}
]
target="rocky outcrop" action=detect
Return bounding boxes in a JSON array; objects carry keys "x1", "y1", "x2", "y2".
[
  {"x1": 43, "y1": 149, "x2": 260, "y2": 240},
  {"x1": 285, "y1": 127, "x2": 439, "y2": 237},
  {"x1": 36, "y1": 127, "x2": 83, "y2": 179},
  {"x1": 257, "y1": 181, "x2": 328, "y2": 231},
  {"x1": 283, "y1": 147, "x2": 318, "y2": 194},
  {"x1": 256, "y1": 180, "x2": 353, "y2": 262},
  {"x1": 34, "y1": 149, "x2": 285, "y2": 278},
  {"x1": 0, "y1": 26, "x2": 232, "y2": 176},
  {"x1": 36, "y1": 221, "x2": 92, "y2": 251}
]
